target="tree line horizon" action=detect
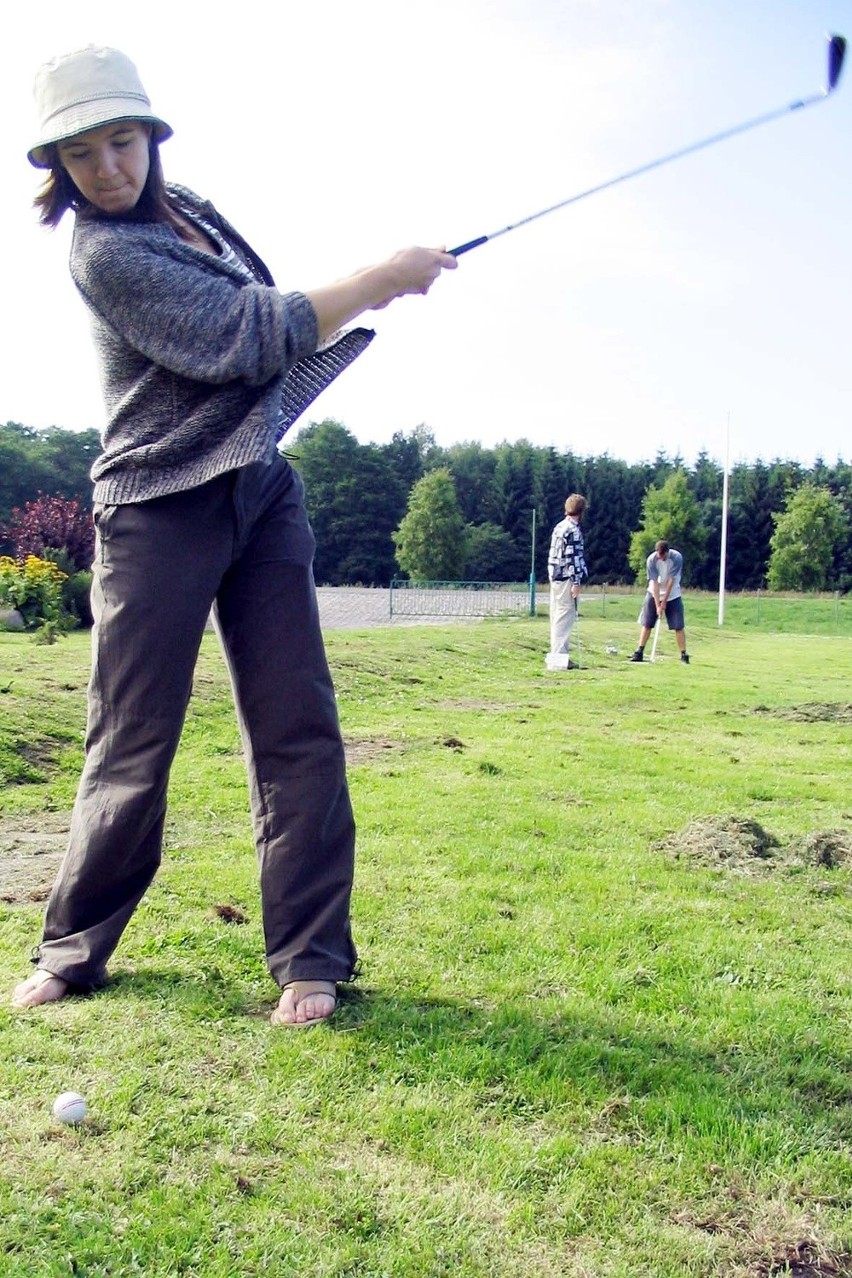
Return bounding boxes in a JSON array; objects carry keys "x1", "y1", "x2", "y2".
[{"x1": 2, "y1": 419, "x2": 850, "y2": 592}]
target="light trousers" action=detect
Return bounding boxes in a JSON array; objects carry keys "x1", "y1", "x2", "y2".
[
  {"x1": 549, "y1": 579, "x2": 577, "y2": 654},
  {"x1": 36, "y1": 457, "x2": 357, "y2": 990}
]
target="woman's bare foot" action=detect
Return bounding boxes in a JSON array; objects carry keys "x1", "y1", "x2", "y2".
[
  {"x1": 12, "y1": 968, "x2": 69, "y2": 1008},
  {"x1": 270, "y1": 980, "x2": 337, "y2": 1028}
]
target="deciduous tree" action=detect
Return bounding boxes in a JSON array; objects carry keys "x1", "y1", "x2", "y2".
[
  {"x1": 628, "y1": 470, "x2": 706, "y2": 585},
  {"x1": 393, "y1": 469, "x2": 468, "y2": 580},
  {"x1": 767, "y1": 484, "x2": 848, "y2": 591}
]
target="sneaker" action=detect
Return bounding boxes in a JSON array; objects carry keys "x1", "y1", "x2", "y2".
[
  {"x1": 629, "y1": 649, "x2": 644, "y2": 662},
  {"x1": 681, "y1": 652, "x2": 690, "y2": 664}
]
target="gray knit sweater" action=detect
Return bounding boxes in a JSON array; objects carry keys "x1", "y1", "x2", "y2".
[{"x1": 70, "y1": 185, "x2": 373, "y2": 504}]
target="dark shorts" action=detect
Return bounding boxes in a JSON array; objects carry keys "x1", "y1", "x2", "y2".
[{"x1": 641, "y1": 594, "x2": 685, "y2": 631}]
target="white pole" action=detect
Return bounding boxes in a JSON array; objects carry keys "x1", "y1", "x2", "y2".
[{"x1": 718, "y1": 413, "x2": 731, "y2": 625}]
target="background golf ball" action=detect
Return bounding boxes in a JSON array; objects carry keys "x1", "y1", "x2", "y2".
[{"x1": 52, "y1": 1091, "x2": 87, "y2": 1124}]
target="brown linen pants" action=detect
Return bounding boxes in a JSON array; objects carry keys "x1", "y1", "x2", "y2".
[{"x1": 34, "y1": 456, "x2": 357, "y2": 990}]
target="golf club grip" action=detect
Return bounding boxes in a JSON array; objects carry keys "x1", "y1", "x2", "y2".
[{"x1": 448, "y1": 235, "x2": 489, "y2": 257}]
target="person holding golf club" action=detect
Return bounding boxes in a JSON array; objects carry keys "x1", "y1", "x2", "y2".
[
  {"x1": 12, "y1": 45, "x2": 456, "y2": 1027},
  {"x1": 630, "y1": 540, "x2": 689, "y2": 664},
  {"x1": 546, "y1": 494, "x2": 588, "y2": 669}
]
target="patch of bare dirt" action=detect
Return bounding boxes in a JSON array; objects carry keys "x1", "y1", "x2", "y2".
[
  {"x1": 0, "y1": 813, "x2": 69, "y2": 903},
  {"x1": 17, "y1": 742, "x2": 63, "y2": 769},
  {"x1": 754, "y1": 703, "x2": 852, "y2": 724},
  {"x1": 343, "y1": 737, "x2": 405, "y2": 766}
]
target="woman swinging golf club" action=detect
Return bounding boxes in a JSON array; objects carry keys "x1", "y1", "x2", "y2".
[{"x1": 12, "y1": 45, "x2": 456, "y2": 1027}]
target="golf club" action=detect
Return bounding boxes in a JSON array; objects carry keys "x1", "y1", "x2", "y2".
[
  {"x1": 649, "y1": 616, "x2": 661, "y2": 664},
  {"x1": 449, "y1": 34, "x2": 846, "y2": 257},
  {"x1": 574, "y1": 595, "x2": 581, "y2": 670}
]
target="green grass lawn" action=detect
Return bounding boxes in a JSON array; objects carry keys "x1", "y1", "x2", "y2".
[{"x1": 1, "y1": 605, "x2": 850, "y2": 1277}]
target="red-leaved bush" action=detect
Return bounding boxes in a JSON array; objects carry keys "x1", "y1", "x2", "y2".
[{"x1": 3, "y1": 494, "x2": 95, "y2": 571}]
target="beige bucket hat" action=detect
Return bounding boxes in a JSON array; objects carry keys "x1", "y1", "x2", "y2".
[{"x1": 28, "y1": 45, "x2": 172, "y2": 168}]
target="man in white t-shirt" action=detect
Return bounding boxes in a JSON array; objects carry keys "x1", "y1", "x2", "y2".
[{"x1": 630, "y1": 540, "x2": 689, "y2": 663}]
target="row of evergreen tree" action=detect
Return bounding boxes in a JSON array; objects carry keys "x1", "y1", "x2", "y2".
[
  {"x1": 287, "y1": 420, "x2": 851, "y2": 590},
  {"x1": 2, "y1": 419, "x2": 850, "y2": 589}
]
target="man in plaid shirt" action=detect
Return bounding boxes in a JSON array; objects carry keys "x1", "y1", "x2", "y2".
[{"x1": 546, "y1": 494, "x2": 588, "y2": 669}]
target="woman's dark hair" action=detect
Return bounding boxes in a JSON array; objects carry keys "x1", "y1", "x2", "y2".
[{"x1": 34, "y1": 133, "x2": 189, "y2": 237}]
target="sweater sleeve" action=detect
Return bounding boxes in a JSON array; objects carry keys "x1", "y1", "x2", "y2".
[{"x1": 71, "y1": 223, "x2": 318, "y2": 387}]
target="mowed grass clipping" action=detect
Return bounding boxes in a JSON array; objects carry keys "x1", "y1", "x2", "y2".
[{"x1": 0, "y1": 604, "x2": 850, "y2": 1278}]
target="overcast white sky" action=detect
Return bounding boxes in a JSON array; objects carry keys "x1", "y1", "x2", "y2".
[{"x1": 3, "y1": 0, "x2": 850, "y2": 468}]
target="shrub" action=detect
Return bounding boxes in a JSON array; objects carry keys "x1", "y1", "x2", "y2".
[
  {"x1": 62, "y1": 570, "x2": 94, "y2": 628},
  {"x1": 0, "y1": 554, "x2": 68, "y2": 629},
  {"x1": 3, "y1": 495, "x2": 95, "y2": 571}
]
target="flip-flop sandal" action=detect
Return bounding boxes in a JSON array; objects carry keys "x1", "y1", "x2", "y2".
[{"x1": 270, "y1": 980, "x2": 337, "y2": 1029}]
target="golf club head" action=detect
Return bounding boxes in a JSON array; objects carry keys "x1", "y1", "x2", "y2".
[{"x1": 827, "y1": 34, "x2": 846, "y2": 93}]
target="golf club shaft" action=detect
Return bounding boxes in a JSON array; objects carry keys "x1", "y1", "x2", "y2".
[
  {"x1": 649, "y1": 617, "x2": 661, "y2": 663},
  {"x1": 449, "y1": 37, "x2": 844, "y2": 257},
  {"x1": 574, "y1": 594, "x2": 580, "y2": 669}
]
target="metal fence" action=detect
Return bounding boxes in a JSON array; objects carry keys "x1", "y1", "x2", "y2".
[
  {"x1": 387, "y1": 581, "x2": 849, "y2": 631},
  {"x1": 562, "y1": 586, "x2": 851, "y2": 634},
  {"x1": 389, "y1": 579, "x2": 534, "y2": 620}
]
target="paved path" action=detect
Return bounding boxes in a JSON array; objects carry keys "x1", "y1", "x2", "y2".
[
  {"x1": 316, "y1": 587, "x2": 397, "y2": 630},
  {"x1": 316, "y1": 586, "x2": 466, "y2": 630},
  {"x1": 316, "y1": 586, "x2": 549, "y2": 630},
  {"x1": 205, "y1": 587, "x2": 512, "y2": 635}
]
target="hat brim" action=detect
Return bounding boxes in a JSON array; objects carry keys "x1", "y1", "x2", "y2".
[{"x1": 28, "y1": 108, "x2": 172, "y2": 168}]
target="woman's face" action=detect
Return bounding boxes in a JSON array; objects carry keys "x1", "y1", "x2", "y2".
[{"x1": 57, "y1": 120, "x2": 152, "y2": 214}]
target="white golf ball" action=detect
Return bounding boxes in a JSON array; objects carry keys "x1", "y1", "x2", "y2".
[{"x1": 52, "y1": 1091, "x2": 88, "y2": 1124}]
